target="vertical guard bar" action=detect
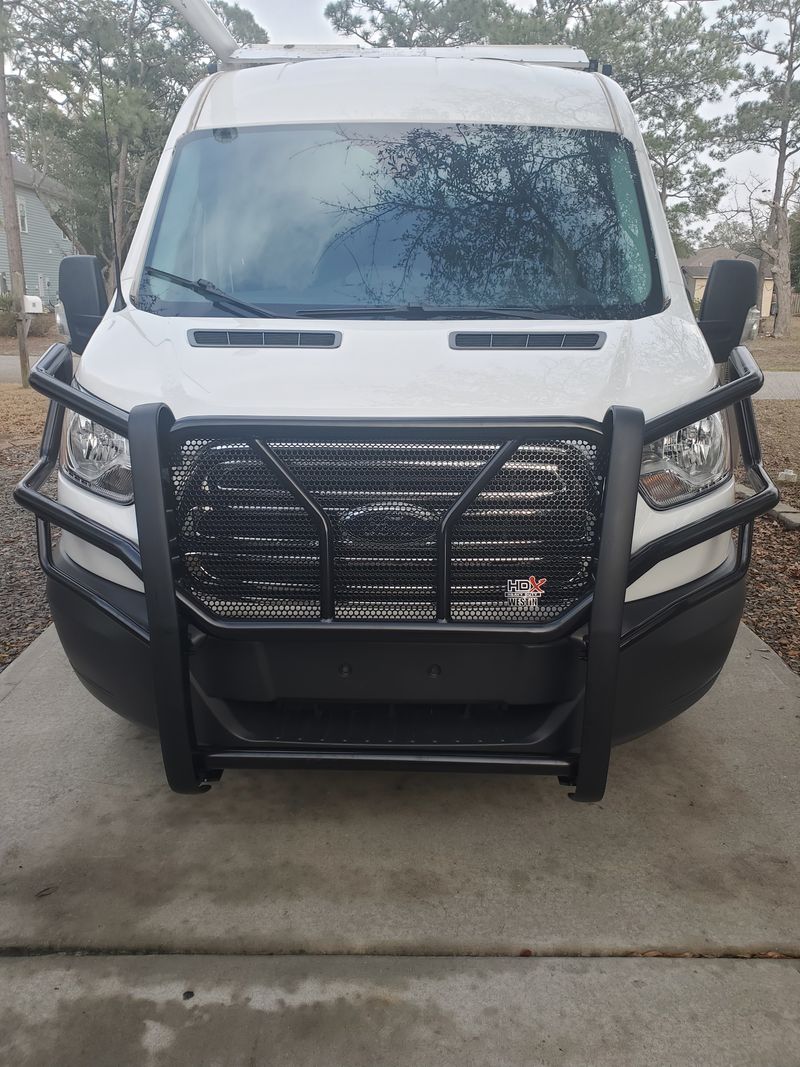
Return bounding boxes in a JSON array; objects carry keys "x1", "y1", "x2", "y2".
[
  {"x1": 734, "y1": 395, "x2": 761, "y2": 469},
  {"x1": 572, "y1": 405, "x2": 645, "y2": 803},
  {"x1": 251, "y1": 439, "x2": 336, "y2": 619},
  {"x1": 129, "y1": 404, "x2": 209, "y2": 793},
  {"x1": 436, "y1": 439, "x2": 521, "y2": 620}
]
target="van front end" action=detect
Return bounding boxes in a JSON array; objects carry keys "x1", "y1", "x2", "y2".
[
  {"x1": 13, "y1": 53, "x2": 782, "y2": 800},
  {"x1": 16, "y1": 342, "x2": 776, "y2": 801}
]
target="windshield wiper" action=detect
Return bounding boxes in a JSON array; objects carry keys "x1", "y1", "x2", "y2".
[
  {"x1": 143, "y1": 266, "x2": 279, "y2": 319},
  {"x1": 296, "y1": 303, "x2": 575, "y2": 320},
  {"x1": 459, "y1": 306, "x2": 577, "y2": 320}
]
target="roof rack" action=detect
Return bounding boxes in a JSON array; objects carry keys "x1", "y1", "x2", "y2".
[
  {"x1": 228, "y1": 44, "x2": 590, "y2": 70},
  {"x1": 168, "y1": 0, "x2": 588, "y2": 71}
]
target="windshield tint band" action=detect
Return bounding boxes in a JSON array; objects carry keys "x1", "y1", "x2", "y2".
[{"x1": 138, "y1": 122, "x2": 664, "y2": 321}]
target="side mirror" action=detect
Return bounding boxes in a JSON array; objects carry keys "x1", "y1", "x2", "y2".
[
  {"x1": 58, "y1": 256, "x2": 108, "y2": 355},
  {"x1": 697, "y1": 259, "x2": 759, "y2": 363}
]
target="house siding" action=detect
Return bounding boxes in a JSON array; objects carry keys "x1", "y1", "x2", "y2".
[
  {"x1": 680, "y1": 246, "x2": 775, "y2": 322},
  {"x1": 0, "y1": 184, "x2": 75, "y2": 304}
]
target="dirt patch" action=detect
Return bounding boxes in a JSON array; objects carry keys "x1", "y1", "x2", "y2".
[
  {"x1": 744, "y1": 515, "x2": 800, "y2": 675},
  {"x1": 750, "y1": 324, "x2": 800, "y2": 372},
  {"x1": 752, "y1": 400, "x2": 800, "y2": 509},
  {"x1": 0, "y1": 385, "x2": 50, "y2": 671},
  {"x1": 754, "y1": 400, "x2": 800, "y2": 468},
  {"x1": 0, "y1": 382, "x2": 48, "y2": 446},
  {"x1": 0, "y1": 329, "x2": 56, "y2": 361},
  {"x1": 743, "y1": 398, "x2": 800, "y2": 673}
]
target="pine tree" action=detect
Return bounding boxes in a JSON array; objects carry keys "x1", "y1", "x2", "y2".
[
  {"x1": 326, "y1": 0, "x2": 738, "y2": 252},
  {"x1": 717, "y1": 0, "x2": 800, "y2": 337},
  {"x1": 6, "y1": 0, "x2": 267, "y2": 280}
]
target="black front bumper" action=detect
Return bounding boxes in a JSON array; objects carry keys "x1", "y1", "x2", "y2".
[
  {"x1": 16, "y1": 343, "x2": 777, "y2": 801},
  {"x1": 48, "y1": 541, "x2": 745, "y2": 755}
]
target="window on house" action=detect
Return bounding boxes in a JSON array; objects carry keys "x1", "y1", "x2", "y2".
[{"x1": 17, "y1": 198, "x2": 28, "y2": 234}]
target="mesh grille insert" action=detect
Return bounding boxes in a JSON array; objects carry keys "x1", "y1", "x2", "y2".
[
  {"x1": 169, "y1": 433, "x2": 606, "y2": 625},
  {"x1": 449, "y1": 441, "x2": 604, "y2": 623}
]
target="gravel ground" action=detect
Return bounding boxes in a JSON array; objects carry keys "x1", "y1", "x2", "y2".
[{"x1": 0, "y1": 384, "x2": 50, "y2": 671}]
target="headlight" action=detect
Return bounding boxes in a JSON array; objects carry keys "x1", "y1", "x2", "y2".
[
  {"x1": 640, "y1": 411, "x2": 732, "y2": 508},
  {"x1": 60, "y1": 410, "x2": 133, "y2": 503}
]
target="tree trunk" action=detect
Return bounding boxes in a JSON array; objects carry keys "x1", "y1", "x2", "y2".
[
  {"x1": 0, "y1": 40, "x2": 30, "y2": 385},
  {"x1": 763, "y1": 8, "x2": 795, "y2": 338},
  {"x1": 760, "y1": 148, "x2": 788, "y2": 336},
  {"x1": 48, "y1": 207, "x2": 88, "y2": 255},
  {"x1": 772, "y1": 200, "x2": 792, "y2": 339},
  {"x1": 659, "y1": 176, "x2": 668, "y2": 208},
  {"x1": 756, "y1": 249, "x2": 771, "y2": 335}
]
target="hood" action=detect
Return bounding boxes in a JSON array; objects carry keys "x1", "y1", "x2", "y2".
[{"x1": 77, "y1": 305, "x2": 716, "y2": 424}]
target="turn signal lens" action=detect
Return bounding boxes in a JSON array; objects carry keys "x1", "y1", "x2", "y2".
[
  {"x1": 54, "y1": 301, "x2": 70, "y2": 343},
  {"x1": 60, "y1": 410, "x2": 133, "y2": 502},
  {"x1": 741, "y1": 305, "x2": 760, "y2": 344},
  {"x1": 640, "y1": 412, "x2": 732, "y2": 508}
]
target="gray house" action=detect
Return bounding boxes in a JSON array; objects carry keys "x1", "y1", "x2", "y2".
[{"x1": 0, "y1": 158, "x2": 75, "y2": 305}]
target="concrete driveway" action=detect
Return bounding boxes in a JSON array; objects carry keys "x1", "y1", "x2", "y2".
[
  {"x1": 0, "y1": 348, "x2": 52, "y2": 384},
  {"x1": 1, "y1": 624, "x2": 798, "y2": 1064},
  {"x1": 0, "y1": 352, "x2": 26, "y2": 384}
]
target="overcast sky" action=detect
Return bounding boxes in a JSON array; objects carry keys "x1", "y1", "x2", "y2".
[
  {"x1": 237, "y1": 0, "x2": 776, "y2": 232},
  {"x1": 243, "y1": 0, "x2": 340, "y2": 40}
]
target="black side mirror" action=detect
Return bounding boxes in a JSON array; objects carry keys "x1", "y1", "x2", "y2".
[
  {"x1": 58, "y1": 256, "x2": 109, "y2": 355},
  {"x1": 697, "y1": 259, "x2": 758, "y2": 363}
]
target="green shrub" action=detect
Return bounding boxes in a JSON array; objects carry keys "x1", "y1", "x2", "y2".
[{"x1": 0, "y1": 299, "x2": 56, "y2": 337}]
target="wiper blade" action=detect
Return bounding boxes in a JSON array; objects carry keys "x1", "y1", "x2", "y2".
[
  {"x1": 462, "y1": 306, "x2": 576, "y2": 320},
  {"x1": 296, "y1": 304, "x2": 433, "y2": 319},
  {"x1": 143, "y1": 266, "x2": 279, "y2": 319},
  {"x1": 296, "y1": 303, "x2": 575, "y2": 320}
]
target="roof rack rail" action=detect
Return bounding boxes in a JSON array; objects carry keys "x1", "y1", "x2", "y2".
[
  {"x1": 228, "y1": 44, "x2": 590, "y2": 70},
  {"x1": 169, "y1": 0, "x2": 588, "y2": 71}
]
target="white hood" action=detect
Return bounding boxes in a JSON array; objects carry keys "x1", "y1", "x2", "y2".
[{"x1": 77, "y1": 305, "x2": 716, "y2": 424}]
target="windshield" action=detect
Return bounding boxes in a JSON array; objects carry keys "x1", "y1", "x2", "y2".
[{"x1": 138, "y1": 122, "x2": 662, "y2": 320}]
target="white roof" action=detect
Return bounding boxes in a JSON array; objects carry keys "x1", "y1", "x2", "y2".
[{"x1": 194, "y1": 57, "x2": 617, "y2": 133}]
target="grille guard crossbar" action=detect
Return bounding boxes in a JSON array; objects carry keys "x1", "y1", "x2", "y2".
[{"x1": 15, "y1": 342, "x2": 778, "y2": 801}]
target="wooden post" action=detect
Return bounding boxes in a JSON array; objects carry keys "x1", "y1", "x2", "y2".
[{"x1": 0, "y1": 20, "x2": 30, "y2": 386}]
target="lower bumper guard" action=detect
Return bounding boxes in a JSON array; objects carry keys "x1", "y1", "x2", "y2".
[{"x1": 15, "y1": 343, "x2": 778, "y2": 801}]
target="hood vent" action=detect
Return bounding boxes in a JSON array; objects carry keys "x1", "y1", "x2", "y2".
[
  {"x1": 189, "y1": 329, "x2": 341, "y2": 349},
  {"x1": 450, "y1": 331, "x2": 605, "y2": 351}
]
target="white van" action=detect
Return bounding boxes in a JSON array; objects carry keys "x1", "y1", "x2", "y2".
[{"x1": 16, "y1": 32, "x2": 777, "y2": 800}]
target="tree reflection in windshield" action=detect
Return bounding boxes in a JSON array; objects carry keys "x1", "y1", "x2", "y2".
[
  {"x1": 321, "y1": 124, "x2": 655, "y2": 313},
  {"x1": 140, "y1": 122, "x2": 661, "y2": 319}
]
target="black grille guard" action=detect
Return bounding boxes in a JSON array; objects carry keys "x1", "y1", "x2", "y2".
[{"x1": 15, "y1": 342, "x2": 778, "y2": 801}]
